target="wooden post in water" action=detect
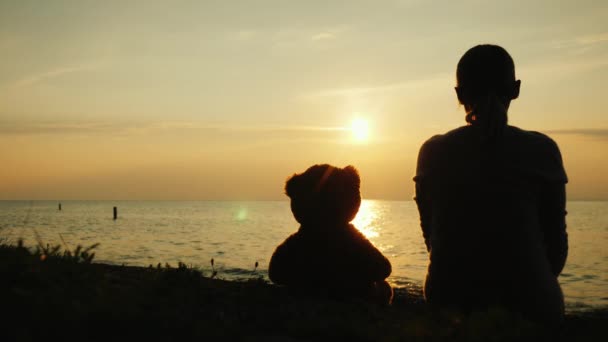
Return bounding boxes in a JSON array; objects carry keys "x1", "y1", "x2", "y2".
[
  {"x1": 113, "y1": 206, "x2": 118, "y2": 220},
  {"x1": 58, "y1": 203, "x2": 62, "y2": 211}
]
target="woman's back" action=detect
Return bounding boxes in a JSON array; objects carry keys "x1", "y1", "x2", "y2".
[{"x1": 415, "y1": 124, "x2": 568, "y2": 322}]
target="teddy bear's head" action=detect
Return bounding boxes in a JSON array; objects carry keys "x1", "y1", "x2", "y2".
[{"x1": 285, "y1": 164, "x2": 361, "y2": 225}]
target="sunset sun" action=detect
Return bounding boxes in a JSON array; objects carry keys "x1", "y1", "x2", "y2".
[{"x1": 351, "y1": 118, "x2": 370, "y2": 142}]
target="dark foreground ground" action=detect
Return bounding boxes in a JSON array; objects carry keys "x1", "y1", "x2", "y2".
[{"x1": 1, "y1": 242, "x2": 606, "y2": 341}]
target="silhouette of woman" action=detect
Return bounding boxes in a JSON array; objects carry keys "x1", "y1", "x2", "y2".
[{"x1": 414, "y1": 45, "x2": 568, "y2": 323}]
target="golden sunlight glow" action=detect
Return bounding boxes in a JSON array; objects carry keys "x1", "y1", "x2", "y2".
[
  {"x1": 352, "y1": 200, "x2": 379, "y2": 238},
  {"x1": 351, "y1": 118, "x2": 370, "y2": 142}
]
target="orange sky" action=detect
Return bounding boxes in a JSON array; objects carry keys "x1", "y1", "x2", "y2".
[{"x1": 1, "y1": 1, "x2": 607, "y2": 200}]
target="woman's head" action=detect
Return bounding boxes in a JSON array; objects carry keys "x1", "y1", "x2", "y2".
[{"x1": 455, "y1": 45, "x2": 521, "y2": 134}]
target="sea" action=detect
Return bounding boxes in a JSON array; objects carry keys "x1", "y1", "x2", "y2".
[{"x1": 0, "y1": 200, "x2": 606, "y2": 312}]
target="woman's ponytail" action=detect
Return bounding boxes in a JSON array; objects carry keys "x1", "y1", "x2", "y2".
[{"x1": 465, "y1": 92, "x2": 508, "y2": 140}]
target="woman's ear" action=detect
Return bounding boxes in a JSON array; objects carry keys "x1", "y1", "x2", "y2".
[
  {"x1": 512, "y1": 80, "x2": 521, "y2": 100},
  {"x1": 455, "y1": 87, "x2": 465, "y2": 104}
]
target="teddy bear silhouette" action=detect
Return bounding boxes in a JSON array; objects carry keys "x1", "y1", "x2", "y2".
[{"x1": 269, "y1": 164, "x2": 393, "y2": 304}]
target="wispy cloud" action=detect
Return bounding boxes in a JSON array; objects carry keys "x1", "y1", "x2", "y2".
[
  {"x1": 310, "y1": 26, "x2": 349, "y2": 42},
  {"x1": 311, "y1": 32, "x2": 337, "y2": 41},
  {"x1": 0, "y1": 121, "x2": 349, "y2": 137},
  {"x1": 231, "y1": 30, "x2": 257, "y2": 41},
  {"x1": 549, "y1": 32, "x2": 608, "y2": 50},
  {"x1": 0, "y1": 121, "x2": 124, "y2": 136},
  {"x1": 228, "y1": 26, "x2": 349, "y2": 47},
  {"x1": 519, "y1": 54, "x2": 608, "y2": 81},
  {"x1": 576, "y1": 32, "x2": 608, "y2": 45},
  {"x1": 545, "y1": 128, "x2": 608, "y2": 139},
  {"x1": 145, "y1": 121, "x2": 349, "y2": 133},
  {"x1": 301, "y1": 73, "x2": 450, "y2": 99},
  {"x1": 11, "y1": 62, "x2": 102, "y2": 88}
]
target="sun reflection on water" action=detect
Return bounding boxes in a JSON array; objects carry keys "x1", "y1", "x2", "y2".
[{"x1": 352, "y1": 200, "x2": 379, "y2": 239}]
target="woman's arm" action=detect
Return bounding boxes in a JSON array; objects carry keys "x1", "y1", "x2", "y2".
[
  {"x1": 538, "y1": 137, "x2": 569, "y2": 277},
  {"x1": 539, "y1": 182, "x2": 568, "y2": 277},
  {"x1": 415, "y1": 181, "x2": 433, "y2": 252},
  {"x1": 414, "y1": 139, "x2": 438, "y2": 252}
]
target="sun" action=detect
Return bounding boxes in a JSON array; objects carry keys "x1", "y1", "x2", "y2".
[{"x1": 351, "y1": 118, "x2": 370, "y2": 142}]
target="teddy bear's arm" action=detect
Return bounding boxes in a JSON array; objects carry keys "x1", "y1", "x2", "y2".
[
  {"x1": 268, "y1": 234, "x2": 304, "y2": 285},
  {"x1": 348, "y1": 230, "x2": 392, "y2": 281},
  {"x1": 268, "y1": 244, "x2": 290, "y2": 285}
]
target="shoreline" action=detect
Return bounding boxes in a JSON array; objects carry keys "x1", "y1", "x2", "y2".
[
  {"x1": 1, "y1": 243, "x2": 606, "y2": 341},
  {"x1": 2, "y1": 200, "x2": 605, "y2": 310},
  {"x1": 87, "y1": 260, "x2": 608, "y2": 314}
]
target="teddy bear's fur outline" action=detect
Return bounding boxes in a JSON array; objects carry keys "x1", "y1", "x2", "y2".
[{"x1": 269, "y1": 164, "x2": 393, "y2": 304}]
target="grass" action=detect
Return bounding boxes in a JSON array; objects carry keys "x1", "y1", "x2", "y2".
[{"x1": 0, "y1": 241, "x2": 606, "y2": 341}]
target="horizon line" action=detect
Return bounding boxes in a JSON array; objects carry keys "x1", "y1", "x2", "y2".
[{"x1": 0, "y1": 198, "x2": 606, "y2": 202}]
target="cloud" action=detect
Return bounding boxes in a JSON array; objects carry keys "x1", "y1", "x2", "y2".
[
  {"x1": 11, "y1": 62, "x2": 102, "y2": 88},
  {"x1": 301, "y1": 73, "x2": 451, "y2": 99},
  {"x1": 549, "y1": 32, "x2": 608, "y2": 50},
  {"x1": 231, "y1": 30, "x2": 257, "y2": 41},
  {"x1": 518, "y1": 54, "x2": 608, "y2": 81},
  {"x1": 576, "y1": 32, "x2": 608, "y2": 46},
  {"x1": 311, "y1": 32, "x2": 336, "y2": 41},
  {"x1": 310, "y1": 26, "x2": 349, "y2": 42},
  {"x1": 0, "y1": 121, "x2": 126, "y2": 136},
  {"x1": 0, "y1": 120, "x2": 349, "y2": 137},
  {"x1": 138, "y1": 121, "x2": 348, "y2": 133},
  {"x1": 228, "y1": 26, "x2": 348, "y2": 48},
  {"x1": 545, "y1": 128, "x2": 608, "y2": 139}
]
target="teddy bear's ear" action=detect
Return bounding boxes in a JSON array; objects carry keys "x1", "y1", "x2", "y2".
[
  {"x1": 284, "y1": 174, "x2": 300, "y2": 198},
  {"x1": 342, "y1": 165, "x2": 361, "y2": 188}
]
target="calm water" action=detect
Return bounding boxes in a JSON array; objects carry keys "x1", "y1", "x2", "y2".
[{"x1": 1, "y1": 200, "x2": 606, "y2": 311}]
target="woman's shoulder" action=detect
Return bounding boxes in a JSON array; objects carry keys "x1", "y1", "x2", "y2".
[
  {"x1": 422, "y1": 126, "x2": 472, "y2": 144},
  {"x1": 417, "y1": 126, "x2": 474, "y2": 163},
  {"x1": 505, "y1": 126, "x2": 563, "y2": 154},
  {"x1": 421, "y1": 125, "x2": 561, "y2": 152},
  {"x1": 505, "y1": 126, "x2": 567, "y2": 182}
]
